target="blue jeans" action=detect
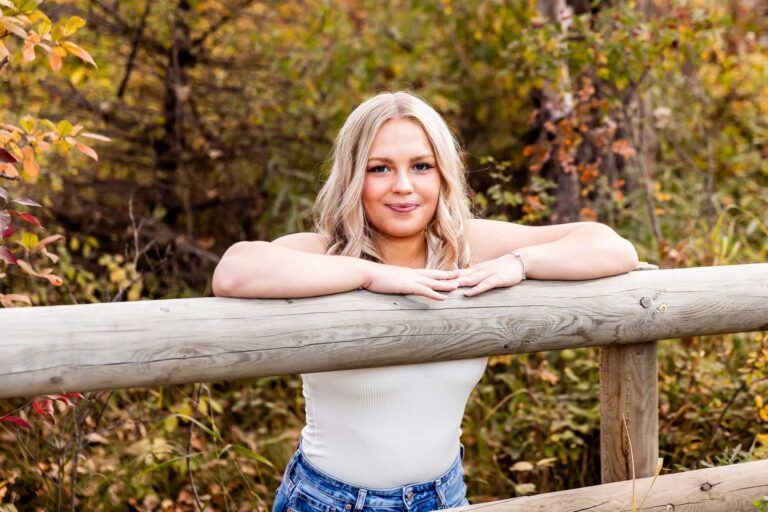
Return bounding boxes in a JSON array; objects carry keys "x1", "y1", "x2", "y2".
[{"x1": 273, "y1": 446, "x2": 470, "y2": 512}]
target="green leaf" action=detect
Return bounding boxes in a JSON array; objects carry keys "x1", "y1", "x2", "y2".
[
  {"x1": 16, "y1": 0, "x2": 42, "y2": 13},
  {"x1": 19, "y1": 115, "x2": 36, "y2": 134},
  {"x1": 56, "y1": 120, "x2": 73, "y2": 137},
  {"x1": 220, "y1": 444, "x2": 276, "y2": 469},
  {"x1": 37, "y1": 16, "x2": 51, "y2": 37}
]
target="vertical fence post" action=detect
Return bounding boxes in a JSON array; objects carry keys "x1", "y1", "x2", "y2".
[{"x1": 599, "y1": 341, "x2": 659, "y2": 483}]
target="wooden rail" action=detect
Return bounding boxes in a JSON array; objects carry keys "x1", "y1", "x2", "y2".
[
  {"x1": 456, "y1": 459, "x2": 768, "y2": 511},
  {"x1": 2, "y1": 263, "x2": 767, "y2": 509}
]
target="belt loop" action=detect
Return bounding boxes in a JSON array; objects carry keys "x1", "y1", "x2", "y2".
[
  {"x1": 460, "y1": 443, "x2": 465, "y2": 462},
  {"x1": 354, "y1": 488, "x2": 367, "y2": 511},
  {"x1": 435, "y1": 478, "x2": 448, "y2": 509}
]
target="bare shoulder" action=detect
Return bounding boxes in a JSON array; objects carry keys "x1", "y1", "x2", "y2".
[
  {"x1": 466, "y1": 218, "x2": 597, "y2": 263},
  {"x1": 272, "y1": 232, "x2": 328, "y2": 254}
]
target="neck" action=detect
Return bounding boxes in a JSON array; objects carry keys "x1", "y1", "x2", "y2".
[{"x1": 375, "y1": 232, "x2": 427, "y2": 269}]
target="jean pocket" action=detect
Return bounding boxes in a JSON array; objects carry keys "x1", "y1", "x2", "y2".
[{"x1": 288, "y1": 481, "x2": 339, "y2": 512}]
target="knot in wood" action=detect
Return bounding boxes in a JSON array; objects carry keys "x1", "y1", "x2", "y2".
[
  {"x1": 700, "y1": 482, "x2": 712, "y2": 491},
  {"x1": 640, "y1": 297, "x2": 652, "y2": 308}
]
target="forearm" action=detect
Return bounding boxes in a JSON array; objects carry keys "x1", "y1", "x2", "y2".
[
  {"x1": 212, "y1": 241, "x2": 374, "y2": 298},
  {"x1": 516, "y1": 223, "x2": 639, "y2": 280}
]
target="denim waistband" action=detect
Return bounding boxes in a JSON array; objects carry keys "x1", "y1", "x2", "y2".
[{"x1": 284, "y1": 444, "x2": 465, "y2": 509}]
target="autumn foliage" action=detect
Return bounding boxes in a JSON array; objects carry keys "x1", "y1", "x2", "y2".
[{"x1": 1, "y1": 0, "x2": 767, "y2": 510}]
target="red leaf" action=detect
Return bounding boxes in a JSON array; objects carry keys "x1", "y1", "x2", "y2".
[
  {"x1": 2, "y1": 226, "x2": 14, "y2": 239},
  {"x1": 0, "y1": 246, "x2": 17, "y2": 265},
  {"x1": 9, "y1": 210, "x2": 42, "y2": 228},
  {"x1": 0, "y1": 148, "x2": 18, "y2": 163},
  {"x1": 0, "y1": 415, "x2": 31, "y2": 429},
  {"x1": 31, "y1": 400, "x2": 55, "y2": 424},
  {"x1": 65, "y1": 392, "x2": 85, "y2": 400}
]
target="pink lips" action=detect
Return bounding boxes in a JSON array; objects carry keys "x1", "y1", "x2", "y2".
[{"x1": 387, "y1": 203, "x2": 418, "y2": 213}]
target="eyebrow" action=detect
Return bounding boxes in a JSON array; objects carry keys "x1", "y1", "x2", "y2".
[{"x1": 367, "y1": 154, "x2": 435, "y2": 163}]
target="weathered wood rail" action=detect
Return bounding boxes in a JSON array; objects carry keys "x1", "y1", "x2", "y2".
[{"x1": 2, "y1": 263, "x2": 767, "y2": 510}]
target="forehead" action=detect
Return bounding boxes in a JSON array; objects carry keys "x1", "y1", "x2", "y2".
[{"x1": 369, "y1": 119, "x2": 434, "y2": 156}]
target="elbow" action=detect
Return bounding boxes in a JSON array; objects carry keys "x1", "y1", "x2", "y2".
[
  {"x1": 621, "y1": 239, "x2": 640, "y2": 273},
  {"x1": 212, "y1": 241, "x2": 270, "y2": 297},
  {"x1": 591, "y1": 223, "x2": 639, "y2": 274},
  {"x1": 212, "y1": 262, "x2": 242, "y2": 297}
]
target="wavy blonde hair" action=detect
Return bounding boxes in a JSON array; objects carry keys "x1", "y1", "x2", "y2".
[{"x1": 314, "y1": 91, "x2": 473, "y2": 270}]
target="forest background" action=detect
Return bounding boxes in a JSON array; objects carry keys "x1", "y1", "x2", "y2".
[{"x1": 1, "y1": 0, "x2": 767, "y2": 510}]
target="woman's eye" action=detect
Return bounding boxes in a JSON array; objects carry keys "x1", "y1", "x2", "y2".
[
  {"x1": 414, "y1": 162, "x2": 434, "y2": 172},
  {"x1": 367, "y1": 165, "x2": 388, "y2": 173}
]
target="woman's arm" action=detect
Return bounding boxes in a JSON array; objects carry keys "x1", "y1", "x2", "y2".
[
  {"x1": 459, "y1": 219, "x2": 639, "y2": 296},
  {"x1": 212, "y1": 233, "x2": 459, "y2": 300}
]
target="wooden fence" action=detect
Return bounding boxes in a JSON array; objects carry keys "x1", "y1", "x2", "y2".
[{"x1": 2, "y1": 263, "x2": 768, "y2": 511}]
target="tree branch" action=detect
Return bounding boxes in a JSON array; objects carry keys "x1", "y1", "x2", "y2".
[{"x1": 116, "y1": 0, "x2": 152, "y2": 98}]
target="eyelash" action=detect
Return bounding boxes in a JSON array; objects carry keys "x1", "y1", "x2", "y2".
[{"x1": 367, "y1": 163, "x2": 434, "y2": 173}]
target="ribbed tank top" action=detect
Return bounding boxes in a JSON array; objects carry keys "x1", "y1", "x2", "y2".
[{"x1": 300, "y1": 357, "x2": 488, "y2": 488}]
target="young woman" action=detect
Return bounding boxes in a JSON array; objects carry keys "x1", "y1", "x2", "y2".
[{"x1": 213, "y1": 91, "x2": 638, "y2": 511}]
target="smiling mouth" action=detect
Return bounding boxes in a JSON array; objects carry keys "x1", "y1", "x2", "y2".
[{"x1": 387, "y1": 204, "x2": 418, "y2": 213}]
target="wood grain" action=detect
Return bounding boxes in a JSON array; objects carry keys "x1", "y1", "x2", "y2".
[
  {"x1": 452, "y1": 458, "x2": 768, "y2": 512},
  {"x1": 600, "y1": 342, "x2": 659, "y2": 482},
  {"x1": 1, "y1": 264, "x2": 767, "y2": 399}
]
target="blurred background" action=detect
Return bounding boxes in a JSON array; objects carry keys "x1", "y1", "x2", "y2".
[{"x1": 1, "y1": 0, "x2": 767, "y2": 510}]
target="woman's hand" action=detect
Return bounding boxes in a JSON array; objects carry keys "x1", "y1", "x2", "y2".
[
  {"x1": 455, "y1": 254, "x2": 524, "y2": 297},
  {"x1": 363, "y1": 263, "x2": 460, "y2": 301}
]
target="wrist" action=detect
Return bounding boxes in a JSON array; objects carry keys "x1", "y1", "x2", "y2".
[
  {"x1": 509, "y1": 251, "x2": 527, "y2": 280},
  {"x1": 351, "y1": 257, "x2": 376, "y2": 290}
]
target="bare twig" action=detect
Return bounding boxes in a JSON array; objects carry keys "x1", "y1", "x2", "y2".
[
  {"x1": 0, "y1": 56, "x2": 8, "y2": 71},
  {"x1": 621, "y1": 101, "x2": 664, "y2": 249},
  {"x1": 186, "y1": 383, "x2": 205, "y2": 511},
  {"x1": 69, "y1": 403, "x2": 83, "y2": 512},
  {"x1": 117, "y1": 0, "x2": 151, "y2": 98}
]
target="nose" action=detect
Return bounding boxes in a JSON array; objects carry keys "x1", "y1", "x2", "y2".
[{"x1": 392, "y1": 169, "x2": 414, "y2": 194}]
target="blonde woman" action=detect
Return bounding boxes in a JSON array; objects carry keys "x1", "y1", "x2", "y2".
[{"x1": 213, "y1": 91, "x2": 638, "y2": 511}]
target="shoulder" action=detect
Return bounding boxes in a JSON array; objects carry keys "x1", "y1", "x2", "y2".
[
  {"x1": 466, "y1": 218, "x2": 599, "y2": 263},
  {"x1": 271, "y1": 232, "x2": 328, "y2": 254}
]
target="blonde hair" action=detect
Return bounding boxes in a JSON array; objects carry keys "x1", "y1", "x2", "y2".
[{"x1": 314, "y1": 91, "x2": 473, "y2": 270}]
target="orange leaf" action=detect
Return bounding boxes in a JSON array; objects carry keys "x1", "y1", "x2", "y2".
[
  {"x1": 75, "y1": 142, "x2": 98, "y2": 161},
  {"x1": 22, "y1": 40, "x2": 36, "y2": 62},
  {"x1": 21, "y1": 146, "x2": 39, "y2": 178},
  {"x1": 611, "y1": 139, "x2": 636, "y2": 159},
  {"x1": 61, "y1": 41, "x2": 97, "y2": 68},
  {"x1": 579, "y1": 206, "x2": 598, "y2": 221},
  {"x1": 0, "y1": 163, "x2": 19, "y2": 178},
  {"x1": 48, "y1": 50, "x2": 62, "y2": 71}
]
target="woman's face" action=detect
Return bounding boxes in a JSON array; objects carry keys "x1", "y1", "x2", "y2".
[{"x1": 362, "y1": 119, "x2": 442, "y2": 240}]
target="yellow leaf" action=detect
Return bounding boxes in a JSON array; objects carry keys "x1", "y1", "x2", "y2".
[
  {"x1": 60, "y1": 16, "x2": 86, "y2": 37},
  {"x1": 21, "y1": 232, "x2": 38, "y2": 250}
]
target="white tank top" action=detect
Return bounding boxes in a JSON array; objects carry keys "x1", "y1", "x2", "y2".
[{"x1": 300, "y1": 357, "x2": 488, "y2": 488}]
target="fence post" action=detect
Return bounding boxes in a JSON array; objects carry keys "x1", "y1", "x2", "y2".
[{"x1": 599, "y1": 341, "x2": 659, "y2": 483}]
